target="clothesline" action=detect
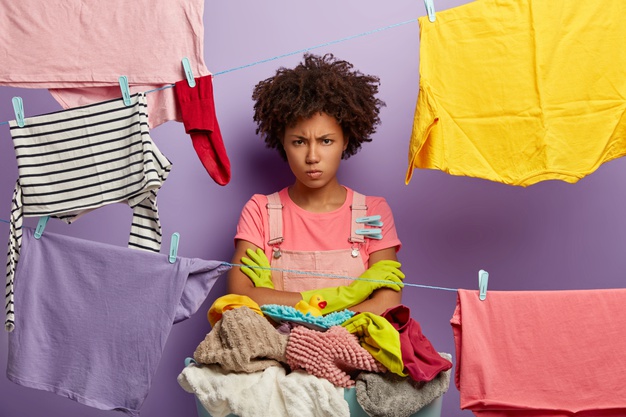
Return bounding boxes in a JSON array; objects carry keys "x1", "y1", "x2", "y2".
[
  {"x1": 0, "y1": 226, "x2": 457, "y2": 291},
  {"x1": 223, "y1": 262, "x2": 460, "y2": 292},
  {"x1": 0, "y1": 16, "x2": 452, "y2": 293},
  {"x1": 0, "y1": 18, "x2": 417, "y2": 127}
]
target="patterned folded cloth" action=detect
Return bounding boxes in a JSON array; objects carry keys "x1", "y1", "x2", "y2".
[
  {"x1": 286, "y1": 325, "x2": 385, "y2": 387},
  {"x1": 262, "y1": 304, "x2": 355, "y2": 330},
  {"x1": 194, "y1": 306, "x2": 288, "y2": 373},
  {"x1": 178, "y1": 363, "x2": 349, "y2": 417},
  {"x1": 355, "y1": 353, "x2": 452, "y2": 417}
]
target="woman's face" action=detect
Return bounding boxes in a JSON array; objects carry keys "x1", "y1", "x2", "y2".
[{"x1": 282, "y1": 112, "x2": 348, "y2": 190}]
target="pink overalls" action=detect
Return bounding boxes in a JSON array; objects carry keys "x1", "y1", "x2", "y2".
[{"x1": 265, "y1": 191, "x2": 368, "y2": 292}]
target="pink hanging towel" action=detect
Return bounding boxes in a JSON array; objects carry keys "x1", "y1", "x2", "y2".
[
  {"x1": 451, "y1": 289, "x2": 626, "y2": 417},
  {"x1": 0, "y1": 0, "x2": 210, "y2": 127}
]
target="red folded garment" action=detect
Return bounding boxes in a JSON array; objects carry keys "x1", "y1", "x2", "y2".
[
  {"x1": 174, "y1": 75, "x2": 231, "y2": 185},
  {"x1": 382, "y1": 304, "x2": 452, "y2": 382}
]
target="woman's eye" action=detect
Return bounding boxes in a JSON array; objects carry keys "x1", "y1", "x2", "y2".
[
  {"x1": 322, "y1": 139, "x2": 333, "y2": 145},
  {"x1": 292, "y1": 140, "x2": 304, "y2": 146}
]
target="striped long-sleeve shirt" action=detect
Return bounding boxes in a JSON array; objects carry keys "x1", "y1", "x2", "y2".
[{"x1": 5, "y1": 93, "x2": 172, "y2": 331}]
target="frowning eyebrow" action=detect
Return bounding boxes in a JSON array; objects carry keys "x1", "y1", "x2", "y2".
[{"x1": 289, "y1": 133, "x2": 336, "y2": 140}]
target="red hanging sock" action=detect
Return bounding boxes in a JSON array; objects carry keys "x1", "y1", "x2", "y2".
[{"x1": 174, "y1": 75, "x2": 231, "y2": 186}]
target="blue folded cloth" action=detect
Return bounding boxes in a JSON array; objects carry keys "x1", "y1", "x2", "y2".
[{"x1": 261, "y1": 304, "x2": 355, "y2": 331}]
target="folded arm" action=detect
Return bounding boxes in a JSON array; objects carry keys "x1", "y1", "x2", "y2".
[
  {"x1": 227, "y1": 239, "x2": 303, "y2": 306},
  {"x1": 227, "y1": 240, "x2": 403, "y2": 315}
]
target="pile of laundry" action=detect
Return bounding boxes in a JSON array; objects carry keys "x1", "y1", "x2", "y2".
[{"x1": 178, "y1": 295, "x2": 452, "y2": 417}]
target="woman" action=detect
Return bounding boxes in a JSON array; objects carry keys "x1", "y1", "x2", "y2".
[{"x1": 228, "y1": 53, "x2": 404, "y2": 315}]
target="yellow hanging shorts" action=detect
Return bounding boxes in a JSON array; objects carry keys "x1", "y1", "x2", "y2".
[{"x1": 406, "y1": 0, "x2": 626, "y2": 187}]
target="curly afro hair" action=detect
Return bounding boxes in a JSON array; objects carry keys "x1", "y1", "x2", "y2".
[{"x1": 252, "y1": 53, "x2": 385, "y2": 160}]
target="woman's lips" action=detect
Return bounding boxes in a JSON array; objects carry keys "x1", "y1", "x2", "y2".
[{"x1": 306, "y1": 170, "x2": 322, "y2": 179}]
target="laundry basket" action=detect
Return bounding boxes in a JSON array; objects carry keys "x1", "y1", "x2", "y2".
[{"x1": 184, "y1": 358, "x2": 443, "y2": 417}]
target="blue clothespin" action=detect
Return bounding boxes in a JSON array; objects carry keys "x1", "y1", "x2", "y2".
[
  {"x1": 478, "y1": 269, "x2": 489, "y2": 301},
  {"x1": 424, "y1": 0, "x2": 436, "y2": 22},
  {"x1": 182, "y1": 57, "x2": 196, "y2": 88},
  {"x1": 355, "y1": 228, "x2": 383, "y2": 240},
  {"x1": 118, "y1": 76, "x2": 132, "y2": 106},
  {"x1": 355, "y1": 228, "x2": 382, "y2": 236},
  {"x1": 356, "y1": 215, "x2": 383, "y2": 227},
  {"x1": 169, "y1": 232, "x2": 180, "y2": 263},
  {"x1": 12, "y1": 97, "x2": 25, "y2": 127},
  {"x1": 34, "y1": 216, "x2": 50, "y2": 239},
  {"x1": 356, "y1": 215, "x2": 380, "y2": 224}
]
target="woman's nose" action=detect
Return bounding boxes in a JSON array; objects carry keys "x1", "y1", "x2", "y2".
[{"x1": 306, "y1": 144, "x2": 320, "y2": 164}]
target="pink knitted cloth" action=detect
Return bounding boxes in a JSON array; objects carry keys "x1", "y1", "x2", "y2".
[{"x1": 286, "y1": 325, "x2": 385, "y2": 387}]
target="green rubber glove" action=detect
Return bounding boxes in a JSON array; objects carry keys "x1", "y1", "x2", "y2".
[
  {"x1": 240, "y1": 248, "x2": 274, "y2": 289},
  {"x1": 301, "y1": 260, "x2": 405, "y2": 314}
]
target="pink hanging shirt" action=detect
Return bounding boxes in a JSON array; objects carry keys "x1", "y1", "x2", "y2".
[{"x1": 0, "y1": 0, "x2": 210, "y2": 127}]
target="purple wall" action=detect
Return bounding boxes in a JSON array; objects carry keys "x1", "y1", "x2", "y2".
[{"x1": 1, "y1": 1, "x2": 624, "y2": 416}]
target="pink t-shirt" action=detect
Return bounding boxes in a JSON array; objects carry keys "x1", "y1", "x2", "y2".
[
  {"x1": 0, "y1": 0, "x2": 209, "y2": 127},
  {"x1": 235, "y1": 187, "x2": 401, "y2": 268}
]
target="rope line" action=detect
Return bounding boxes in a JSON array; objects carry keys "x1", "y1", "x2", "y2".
[
  {"x1": 212, "y1": 18, "x2": 417, "y2": 76},
  {"x1": 0, "y1": 227, "x2": 459, "y2": 292},
  {"x1": 2, "y1": 18, "x2": 417, "y2": 122},
  {"x1": 0, "y1": 18, "x2": 448, "y2": 292},
  {"x1": 223, "y1": 262, "x2": 459, "y2": 292}
]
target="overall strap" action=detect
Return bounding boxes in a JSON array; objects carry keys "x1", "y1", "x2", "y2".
[
  {"x1": 266, "y1": 192, "x2": 284, "y2": 246},
  {"x1": 350, "y1": 191, "x2": 367, "y2": 243}
]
